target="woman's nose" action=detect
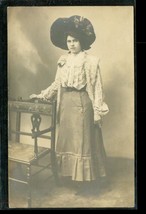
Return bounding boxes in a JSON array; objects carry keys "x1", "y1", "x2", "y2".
[{"x1": 70, "y1": 41, "x2": 74, "y2": 46}]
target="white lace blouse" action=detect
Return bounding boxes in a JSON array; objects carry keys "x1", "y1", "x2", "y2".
[{"x1": 40, "y1": 51, "x2": 109, "y2": 121}]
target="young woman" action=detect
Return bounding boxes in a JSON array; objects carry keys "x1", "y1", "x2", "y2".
[{"x1": 30, "y1": 15, "x2": 109, "y2": 194}]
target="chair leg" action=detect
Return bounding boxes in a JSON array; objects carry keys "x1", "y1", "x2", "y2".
[
  {"x1": 51, "y1": 151, "x2": 60, "y2": 185},
  {"x1": 26, "y1": 165, "x2": 31, "y2": 208}
]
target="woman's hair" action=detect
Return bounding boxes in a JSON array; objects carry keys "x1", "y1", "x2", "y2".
[{"x1": 64, "y1": 31, "x2": 91, "y2": 51}]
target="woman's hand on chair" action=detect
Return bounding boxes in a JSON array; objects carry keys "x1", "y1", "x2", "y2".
[{"x1": 29, "y1": 94, "x2": 43, "y2": 99}]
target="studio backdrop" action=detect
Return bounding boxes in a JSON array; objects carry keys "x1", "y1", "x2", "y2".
[{"x1": 8, "y1": 6, "x2": 134, "y2": 159}]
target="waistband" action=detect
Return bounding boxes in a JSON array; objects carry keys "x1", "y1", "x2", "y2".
[{"x1": 62, "y1": 86, "x2": 86, "y2": 92}]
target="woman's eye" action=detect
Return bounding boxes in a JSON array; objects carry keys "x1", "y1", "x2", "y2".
[{"x1": 67, "y1": 40, "x2": 78, "y2": 43}]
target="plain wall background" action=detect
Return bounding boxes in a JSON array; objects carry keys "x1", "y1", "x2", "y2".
[{"x1": 7, "y1": 6, "x2": 134, "y2": 159}]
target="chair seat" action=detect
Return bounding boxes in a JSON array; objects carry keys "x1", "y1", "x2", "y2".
[{"x1": 8, "y1": 141, "x2": 50, "y2": 164}]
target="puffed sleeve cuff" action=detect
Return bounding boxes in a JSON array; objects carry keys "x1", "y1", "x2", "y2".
[
  {"x1": 94, "y1": 113, "x2": 101, "y2": 121},
  {"x1": 94, "y1": 102, "x2": 109, "y2": 121}
]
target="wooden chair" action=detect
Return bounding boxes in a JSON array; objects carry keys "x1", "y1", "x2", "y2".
[{"x1": 8, "y1": 98, "x2": 58, "y2": 207}]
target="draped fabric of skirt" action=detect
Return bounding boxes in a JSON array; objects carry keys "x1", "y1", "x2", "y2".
[{"x1": 56, "y1": 88, "x2": 107, "y2": 181}]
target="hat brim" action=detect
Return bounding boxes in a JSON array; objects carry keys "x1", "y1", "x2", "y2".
[
  {"x1": 50, "y1": 16, "x2": 96, "y2": 50},
  {"x1": 50, "y1": 18, "x2": 69, "y2": 50}
]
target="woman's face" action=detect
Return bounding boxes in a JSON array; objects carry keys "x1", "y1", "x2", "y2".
[{"x1": 67, "y1": 35, "x2": 81, "y2": 54}]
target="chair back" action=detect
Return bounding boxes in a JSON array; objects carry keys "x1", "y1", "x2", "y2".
[{"x1": 8, "y1": 98, "x2": 57, "y2": 160}]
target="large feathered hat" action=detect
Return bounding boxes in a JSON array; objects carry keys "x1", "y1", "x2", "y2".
[{"x1": 50, "y1": 15, "x2": 96, "y2": 50}]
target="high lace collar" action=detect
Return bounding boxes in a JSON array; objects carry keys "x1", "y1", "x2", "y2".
[
  {"x1": 66, "y1": 51, "x2": 86, "y2": 67},
  {"x1": 57, "y1": 51, "x2": 88, "y2": 68}
]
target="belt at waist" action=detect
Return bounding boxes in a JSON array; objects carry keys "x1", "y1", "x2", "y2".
[{"x1": 62, "y1": 86, "x2": 86, "y2": 92}]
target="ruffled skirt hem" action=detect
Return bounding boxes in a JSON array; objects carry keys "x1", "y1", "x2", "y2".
[{"x1": 56, "y1": 152, "x2": 106, "y2": 181}]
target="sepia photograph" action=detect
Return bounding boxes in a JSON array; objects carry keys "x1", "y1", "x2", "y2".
[{"x1": 7, "y1": 5, "x2": 135, "y2": 208}]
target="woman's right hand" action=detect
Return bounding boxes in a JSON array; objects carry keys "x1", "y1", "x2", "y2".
[{"x1": 29, "y1": 93, "x2": 43, "y2": 99}]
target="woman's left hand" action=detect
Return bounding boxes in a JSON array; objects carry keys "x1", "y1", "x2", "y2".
[{"x1": 94, "y1": 119, "x2": 102, "y2": 128}]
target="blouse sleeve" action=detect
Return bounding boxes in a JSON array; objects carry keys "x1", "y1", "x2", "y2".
[
  {"x1": 40, "y1": 65, "x2": 61, "y2": 100},
  {"x1": 93, "y1": 61, "x2": 109, "y2": 121}
]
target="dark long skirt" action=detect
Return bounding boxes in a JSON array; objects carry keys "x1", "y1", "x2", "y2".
[{"x1": 56, "y1": 88, "x2": 107, "y2": 181}]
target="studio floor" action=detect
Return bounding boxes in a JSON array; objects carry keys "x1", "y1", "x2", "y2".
[{"x1": 8, "y1": 156, "x2": 135, "y2": 209}]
